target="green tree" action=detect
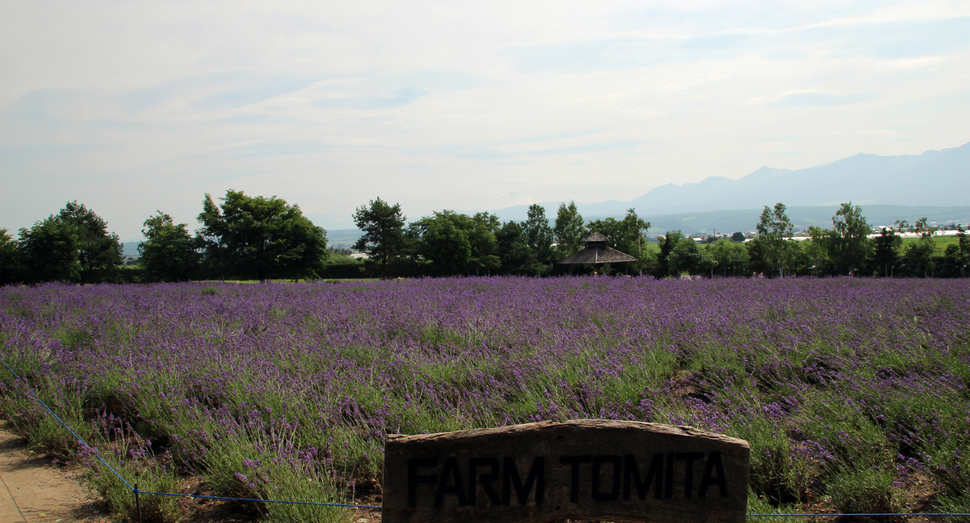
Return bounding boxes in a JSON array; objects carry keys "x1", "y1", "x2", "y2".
[
  {"x1": 802, "y1": 226, "x2": 831, "y2": 276},
  {"x1": 656, "y1": 231, "x2": 683, "y2": 278},
  {"x1": 57, "y1": 201, "x2": 123, "y2": 283},
  {"x1": 0, "y1": 228, "x2": 22, "y2": 284},
  {"x1": 197, "y1": 190, "x2": 328, "y2": 282},
  {"x1": 901, "y1": 239, "x2": 935, "y2": 278},
  {"x1": 872, "y1": 227, "x2": 902, "y2": 277},
  {"x1": 522, "y1": 204, "x2": 555, "y2": 274},
  {"x1": 553, "y1": 201, "x2": 587, "y2": 257},
  {"x1": 353, "y1": 197, "x2": 407, "y2": 278},
  {"x1": 731, "y1": 232, "x2": 746, "y2": 243},
  {"x1": 827, "y1": 202, "x2": 872, "y2": 275},
  {"x1": 18, "y1": 218, "x2": 81, "y2": 283},
  {"x1": 667, "y1": 236, "x2": 716, "y2": 277},
  {"x1": 411, "y1": 211, "x2": 500, "y2": 276},
  {"x1": 755, "y1": 203, "x2": 793, "y2": 277},
  {"x1": 913, "y1": 217, "x2": 934, "y2": 236},
  {"x1": 468, "y1": 212, "x2": 502, "y2": 275},
  {"x1": 709, "y1": 238, "x2": 749, "y2": 277},
  {"x1": 495, "y1": 220, "x2": 536, "y2": 275},
  {"x1": 896, "y1": 218, "x2": 935, "y2": 277},
  {"x1": 139, "y1": 211, "x2": 201, "y2": 282}
]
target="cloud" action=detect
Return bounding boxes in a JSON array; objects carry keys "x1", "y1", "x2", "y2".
[
  {"x1": 3, "y1": 1, "x2": 970, "y2": 240},
  {"x1": 811, "y1": 16, "x2": 970, "y2": 60},
  {"x1": 316, "y1": 87, "x2": 429, "y2": 110},
  {"x1": 770, "y1": 91, "x2": 876, "y2": 108}
]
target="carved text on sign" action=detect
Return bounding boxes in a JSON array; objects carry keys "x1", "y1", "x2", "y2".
[{"x1": 383, "y1": 420, "x2": 750, "y2": 523}]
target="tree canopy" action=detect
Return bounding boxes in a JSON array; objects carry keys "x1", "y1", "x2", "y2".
[
  {"x1": 827, "y1": 202, "x2": 872, "y2": 275},
  {"x1": 522, "y1": 204, "x2": 555, "y2": 274},
  {"x1": 753, "y1": 203, "x2": 793, "y2": 277},
  {"x1": 57, "y1": 201, "x2": 123, "y2": 283},
  {"x1": 18, "y1": 217, "x2": 81, "y2": 283},
  {"x1": 197, "y1": 190, "x2": 328, "y2": 281},
  {"x1": 410, "y1": 211, "x2": 500, "y2": 276},
  {"x1": 553, "y1": 201, "x2": 587, "y2": 258},
  {"x1": 139, "y1": 211, "x2": 201, "y2": 282},
  {"x1": 353, "y1": 197, "x2": 407, "y2": 278}
]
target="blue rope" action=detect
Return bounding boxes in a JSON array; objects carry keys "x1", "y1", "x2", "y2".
[{"x1": 1, "y1": 359, "x2": 137, "y2": 490}]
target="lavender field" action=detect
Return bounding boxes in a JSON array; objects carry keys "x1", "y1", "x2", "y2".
[{"x1": 1, "y1": 278, "x2": 969, "y2": 522}]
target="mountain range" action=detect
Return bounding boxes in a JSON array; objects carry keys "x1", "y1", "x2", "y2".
[{"x1": 487, "y1": 141, "x2": 970, "y2": 234}]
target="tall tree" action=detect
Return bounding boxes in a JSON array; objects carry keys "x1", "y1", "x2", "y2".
[
  {"x1": 197, "y1": 190, "x2": 328, "y2": 282},
  {"x1": 17, "y1": 218, "x2": 81, "y2": 283},
  {"x1": 800, "y1": 226, "x2": 831, "y2": 276},
  {"x1": 827, "y1": 202, "x2": 872, "y2": 275},
  {"x1": 872, "y1": 227, "x2": 902, "y2": 277},
  {"x1": 495, "y1": 220, "x2": 536, "y2": 275},
  {"x1": 656, "y1": 230, "x2": 684, "y2": 278},
  {"x1": 899, "y1": 217, "x2": 936, "y2": 278},
  {"x1": 755, "y1": 203, "x2": 793, "y2": 277},
  {"x1": 57, "y1": 201, "x2": 123, "y2": 283},
  {"x1": 553, "y1": 201, "x2": 587, "y2": 257},
  {"x1": 468, "y1": 212, "x2": 502, "y2": 275},
  {"x1": 139, "y1": 211, "x2": 201, "y2": 282},
  {"x1": 522, "y1": 204, "x2": 555, "y2": 274},
  {"x1": 353, "y1": 197, "x2": 407, "y2": 278}
]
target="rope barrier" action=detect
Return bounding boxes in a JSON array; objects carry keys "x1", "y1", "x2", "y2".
[{"x1": 3, "y1": 357, "x2": 970, "y2": 518}]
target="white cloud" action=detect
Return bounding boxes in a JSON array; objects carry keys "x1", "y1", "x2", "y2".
[{"x1": 2, "y1": 0, "x2": 969, "y2": 239}]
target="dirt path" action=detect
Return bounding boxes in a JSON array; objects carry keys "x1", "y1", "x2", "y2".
[{"x1": 0, "y1": 422, "x2": 107, "y2": 523}]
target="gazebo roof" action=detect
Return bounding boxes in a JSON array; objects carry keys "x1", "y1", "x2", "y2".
[
  {"x1": 557, "y1": 231, "x2": 638, "y2": 265},
  {"x1": 584, "y1": 232, "x2": 609, "y2": 243}
]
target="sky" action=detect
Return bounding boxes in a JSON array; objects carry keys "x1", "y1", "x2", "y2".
[{"x1": 2, "y1": 0, "x2": 969, "y2": 241}]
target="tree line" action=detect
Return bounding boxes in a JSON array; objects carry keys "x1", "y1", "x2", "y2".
[
  {"x1": 0, "y1": 190, "x2": 327, "y2": 284},
  {"x1": 2, "y1": 193, "x2": 968, "y2": 285},
  {"x1": 351, "y1": 198, "x2": 652, "y2": 278},
  {"x1": 740, "y1": 202, "x2": 970, "y2": 278},
  {"x1": 350, "y1": 199, "x2": 969, "y2": 279}
]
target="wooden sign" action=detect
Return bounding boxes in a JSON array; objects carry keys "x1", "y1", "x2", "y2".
[{"x1": 383, "y1": 419, "x2": 749, "y2": 523}]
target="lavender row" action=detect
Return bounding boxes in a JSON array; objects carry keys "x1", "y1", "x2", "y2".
[{"x1": 1, "y1": 277, "x2": 968, "y2": 518}]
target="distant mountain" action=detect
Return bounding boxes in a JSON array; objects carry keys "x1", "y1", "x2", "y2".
[{"x1": 487, "y1": 142, "x2": 970, "y2": 232}]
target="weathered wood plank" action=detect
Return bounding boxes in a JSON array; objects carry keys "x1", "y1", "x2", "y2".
[{"x1": 383, "y1": 419, "x2": 749, "y2": 523}]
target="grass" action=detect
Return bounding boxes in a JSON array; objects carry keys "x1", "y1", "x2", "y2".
[{"x1": 899, "y1": 236, "x2": 959, "y2": 252}]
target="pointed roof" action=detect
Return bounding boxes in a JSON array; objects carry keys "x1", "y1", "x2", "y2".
[{"x1": 557, "y1": 231, "x2": 638, "y2": 265}]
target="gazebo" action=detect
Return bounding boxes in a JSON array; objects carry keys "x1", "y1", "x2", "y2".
[{"x1": 557, "y1": 232, "x2": 638, "y2": 269}]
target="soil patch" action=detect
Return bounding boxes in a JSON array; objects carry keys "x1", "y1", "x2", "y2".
[{"x1": 0, "y1": 421, "x2": 108, "y2": 522}]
